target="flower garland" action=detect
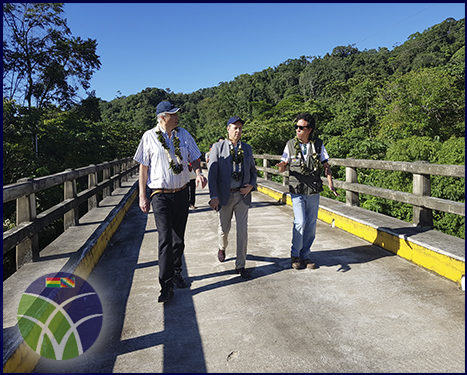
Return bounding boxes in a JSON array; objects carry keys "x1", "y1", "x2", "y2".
[
  {"x1": 230, "y1": 142, "x2": 244, "y2": 180},
  {"x1": 156, "y1": 127, "x2": 184, "y2": 174},
  {"x1": 294, "y1": 137, "x2": 319, "y2": 174}
]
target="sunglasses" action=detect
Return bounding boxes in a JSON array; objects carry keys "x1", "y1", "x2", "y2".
[{"x1": 294, "y1": 125, "x2": 310, "y2": 130}]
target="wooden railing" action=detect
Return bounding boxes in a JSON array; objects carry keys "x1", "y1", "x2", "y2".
[
  {"x1": 254, "y1": 154, "x2": 465, "y2": 227},
  {"x1": 3, "y1": 158, "x2": 138, "y2": 270}
]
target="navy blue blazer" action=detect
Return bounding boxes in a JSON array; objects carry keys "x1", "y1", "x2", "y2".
[{"x1": 208, "y1": 140, "x2": 257, "y2": 206}]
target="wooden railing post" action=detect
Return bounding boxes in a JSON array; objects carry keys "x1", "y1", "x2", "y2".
[
  {"x1": 115, "y1": 162, "x2": 121, "y2": 188},
  {"x1": 346, "y1": 167, "x2": 359, "y2": 206},
  {"x1": 263, "y1": 158, "x2": 269, "y2": 181},
  {"x1": 122, "y1": 160, "x2": 128, "y2": 182},
  {"x1": 88, "y1": 164, "x2": 98, "y2": 211},
  {"x1": 413, "y1": 162, "x2": 433, "y2": 228},
  {"x1": 15, "y1": 178, "x2": 39, "y2": 268},
  {"x1": 64, "y1": 169, "x2": 79, "y2": 230},
  {"x1": 103, "y1": 163, "x2": 110, "y2": 198}
]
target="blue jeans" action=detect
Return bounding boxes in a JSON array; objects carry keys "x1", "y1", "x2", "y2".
[{"x1": 290, "y1": 193, "x2": 320, "y2": 259}]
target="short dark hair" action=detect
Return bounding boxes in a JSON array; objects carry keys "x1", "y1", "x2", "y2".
[{"x1": 295, "y1": 113, "x2": 315, "y2": 129}]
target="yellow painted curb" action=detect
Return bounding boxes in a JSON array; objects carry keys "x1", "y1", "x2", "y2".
[
  {"x1": 258, "y1": 184, "x2": 465, "y2": 286},
  {"x1": 3, "y1": 187, "x2": 138, "y2": 373},
  {"x1": 75, "y1": 189, "x2": 137, "y2": 279},
  {"x1": 2, "y1": 342, "x2": 39, "y2": 373}
]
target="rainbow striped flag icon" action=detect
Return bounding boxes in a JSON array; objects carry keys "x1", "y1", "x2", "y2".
[{"x1": 45, "y1": 277, "x2": 75, "y2": 288}]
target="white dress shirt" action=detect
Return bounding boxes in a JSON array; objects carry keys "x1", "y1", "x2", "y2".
[{"x1": 133, "y1": 125, "x2": 201, "y2": 189}]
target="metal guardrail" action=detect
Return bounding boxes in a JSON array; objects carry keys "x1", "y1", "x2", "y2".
[
  {"x1": 254, "y1": 155, "x2": 465, "y2": 227},
  {"x1": 3, "y1": 158, "x2": 138, "y2": 271}
]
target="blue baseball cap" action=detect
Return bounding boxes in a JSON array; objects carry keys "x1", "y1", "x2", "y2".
[
  {"x1": 227, "y1": 116, "x2": 245, "y2": 126},
  {"x1": 156, "y1": 101, "x2": 180, "y2": 115}
]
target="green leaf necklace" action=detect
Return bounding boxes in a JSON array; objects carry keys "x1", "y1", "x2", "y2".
[
  {"x1": 156, "y1": 126, "x2": 184, "y2": 174},
  {"x1": 294, "y1": 137, "x2": 319, "y2": 174},
  {"x1": 230, "y1": 141, "x2": 244, "y2": 181}
]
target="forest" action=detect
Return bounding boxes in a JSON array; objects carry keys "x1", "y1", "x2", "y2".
[{"x1": 3, "y1": 4, "x2": 465, "y2": 239}]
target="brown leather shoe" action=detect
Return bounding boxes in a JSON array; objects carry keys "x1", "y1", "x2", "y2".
[
  {"x1": 218, "y1": 249, "x2": 225, "y2": 262},
  {"x1": 291, "y1": 256, "x2": 304, "y2": 270},
  {"x1": 304, "y1": 260, "x2": 316, "y2": 269}
]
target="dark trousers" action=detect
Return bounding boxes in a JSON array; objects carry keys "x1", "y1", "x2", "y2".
[
  {"x1": 188, "y1": 178, "x2": 196, "y2": 206},
  {"x1": 151, "y1": 187, "x2": 189, "y2": 290}
]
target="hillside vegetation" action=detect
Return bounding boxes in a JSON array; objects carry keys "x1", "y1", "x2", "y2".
[{"x1": 3, "y1": 14, "x2": 465, "y2": 238}]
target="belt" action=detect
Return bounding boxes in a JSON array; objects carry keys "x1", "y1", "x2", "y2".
[
  {"x1": 230, "y1": 187, "x2": 241, "y2": 192},
  {"x1": 150, "y1": 184, "x2": 187, "y2": 198}
]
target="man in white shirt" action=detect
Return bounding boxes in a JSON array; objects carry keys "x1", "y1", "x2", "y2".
[
  {"x1": 277, "y1": 113, "x2": 338, "y2": 270},
  {"x1": 134, "y1": 100, "x2": 207, "y2": 303}
]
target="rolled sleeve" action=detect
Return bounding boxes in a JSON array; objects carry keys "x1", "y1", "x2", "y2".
[
  {"x1": 320, "y1": 144, "x2": 330, "y2": 163},
  {"x1": 134, "y1": 138, "x2": 150, "y2": 166},
  {"x1": 184, "y1": 131, "x2": 202, "y2": 163},
  {"x1": 281, "y1": 144, "x2": 291, "y2": 163}
]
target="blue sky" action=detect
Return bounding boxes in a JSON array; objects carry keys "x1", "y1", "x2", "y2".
[{"x1": 63, "y1": 3, "x2": 465, "y2": 102}]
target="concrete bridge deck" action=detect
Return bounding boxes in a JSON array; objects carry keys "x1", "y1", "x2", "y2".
[
  {"x1": 3, "y1": 177, "x2": 465, "y2": 373},
  {"x1": 32, "y1": 185, "x2": 466, "y2": 372}
]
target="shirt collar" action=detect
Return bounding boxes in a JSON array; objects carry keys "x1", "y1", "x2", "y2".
[{"x1": 228, "y1": 140, "x2": 241, "y2": 148}]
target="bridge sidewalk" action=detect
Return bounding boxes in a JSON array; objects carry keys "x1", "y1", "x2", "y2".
[
  {"x1": 257, "y1": 178, "x2": 465, "y2": 287},
  {"x1": 29, "y1": 186, "x2": 464, "y2": 373}
]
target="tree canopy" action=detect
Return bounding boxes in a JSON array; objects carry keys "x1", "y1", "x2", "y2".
[{"x1": 3, "y1": 16, "x2": 464, "y2": 238}]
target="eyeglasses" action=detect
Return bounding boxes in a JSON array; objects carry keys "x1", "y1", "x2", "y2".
[{"x1": 294, "y1": 125, "x2": 310, "y2": 130}]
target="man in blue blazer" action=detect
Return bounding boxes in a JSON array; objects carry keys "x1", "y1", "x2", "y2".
[{"x1": 208, "y1": 116, "x2": 257, "y2": 279}]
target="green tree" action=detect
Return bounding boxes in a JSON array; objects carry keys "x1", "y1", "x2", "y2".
[
  {"x1": 3, "y1": 2, "x2": 101, "y2": 155},
  {"x1": 375, "y1": 67, "x2": 464, "y2": 141}
]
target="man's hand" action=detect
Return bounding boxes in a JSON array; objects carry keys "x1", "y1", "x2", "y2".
[
  {"x1": 209, "y1": 198, "x2": 220, "y2": 211},
  {"x1": 329, "y1": 186, "x2": 339, "y2": 197},
  {"x1": 324, "y1": 162, "x2": 338, "y2": 197},
  {"x1": 240, "y1": 184, "x2": 253, "y2": 196},
  {"x1": 276, "y1": 160, "x2": 288, "y2": 173},
  {"x1": 139, "y1": 195, "x2": 150, "y2": 214},
  {"x1": 196, "y1": 174, "x2": 207, "y2": 189}
]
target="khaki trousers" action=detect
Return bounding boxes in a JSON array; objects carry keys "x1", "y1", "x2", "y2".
[{"x1": 218, "y1": 191, "x2": 249, "y2": 269}]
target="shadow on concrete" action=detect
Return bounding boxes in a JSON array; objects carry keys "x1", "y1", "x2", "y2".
[
  {"x1": 36, "y1": 251, "x2": 82, "y2": 261},
  {"x1": 187, "y1": 207, "x2": 215, "y2": 214},
  {"x1": 32, "y1": 200, "x2": 147, "y2": 372},
  {"x1": 249, "y1": 200, "x2": 284, "y2": 209},
  {"x1": 134, "y1": 260, "x2": 158, "y2": 270},
  {"x1": 373, "y1": 225, "x2": 431, "y2": 255},
  {"x1": 189, "y1": 254, "x2": 290, "y2": 296},
  {"x1": 247, "y1": 245, "x2": 393, "y2": 274},
  {"x1": 32, "y1": 199, "x2": 207, "y2": 373},
  {"x1": 2, "y1": 326, "x2": 20, "y2": 359},
  {"x1": 189, "y1": 245, "x2": 395, "y2": 298},
  {"x1": 116, "y1": 331, "x2": 165, "y2": 356},
  {"x1": 77, "y1": 220, "x2": 106, "y2": 226},
  {"x1": 309, "y1": 245, "x2": 396, "y2": 272},
  {"x1": 162, "y1": 264, "x2": 207, "y2": 373}
]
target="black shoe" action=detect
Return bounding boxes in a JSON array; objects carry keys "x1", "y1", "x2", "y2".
[
  {"x1": 158, "y1": 287, "x2": 174, "y2": 303},
  {"x1": 173, "y1": 273, "x2": 189, "y2": 289},
  {"x1": 235, "y1": 267, "x2": 251, "y2": 280}
]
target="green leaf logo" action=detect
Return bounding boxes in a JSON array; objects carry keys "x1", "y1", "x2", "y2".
[{"x1": 17, "y1": 273, "x2": 103, "y2": 360}]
